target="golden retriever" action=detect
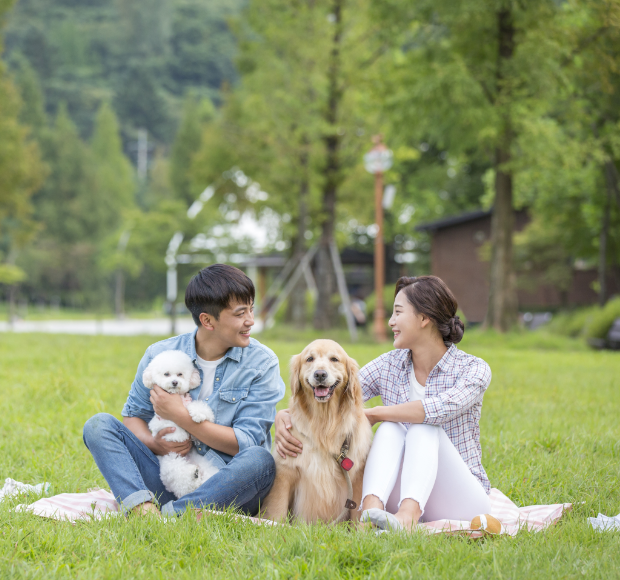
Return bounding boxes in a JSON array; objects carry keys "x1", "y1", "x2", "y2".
[{"x1": 261, "y1": 339, "x2": 373, "y2": 524}]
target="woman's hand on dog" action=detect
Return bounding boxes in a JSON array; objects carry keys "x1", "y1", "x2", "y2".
[
  {"x1": 364, "y1": 406, "x2": 383, "y2": 426},
  {"x1": 274, "y1": 409, "x2": 303, "y2": 458},
  {"x1": 151, "y1": 428, "x2": 193, "y2": 457},
  {"x1": 150, "y1": 385, "x2": 187, "y2": 423}
]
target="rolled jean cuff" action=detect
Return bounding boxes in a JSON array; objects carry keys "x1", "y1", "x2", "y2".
[{"x1": 119, "y1": 490, "x2": 156, "y2": 515}]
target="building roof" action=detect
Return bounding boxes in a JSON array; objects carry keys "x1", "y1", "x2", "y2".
[{"x1": 415, "y1": 209, "x2": 491, "y2": 232}]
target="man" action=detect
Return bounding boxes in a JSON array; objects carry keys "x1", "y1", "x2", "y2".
[{"x1": 83, "y1": 264, "x2": 285, "y2": 517}]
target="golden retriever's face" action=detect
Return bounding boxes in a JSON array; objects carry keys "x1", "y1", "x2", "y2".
[{"x1": 294, "y1": 339, "x2": 351, "y2": 403}]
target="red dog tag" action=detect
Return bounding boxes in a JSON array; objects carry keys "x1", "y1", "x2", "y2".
[{"x1": 341, "y1": 457, "x2": 354, "y2": 471}]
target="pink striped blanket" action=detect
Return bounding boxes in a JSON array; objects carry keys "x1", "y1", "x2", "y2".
[{"x1": 15, "y1": 487, "x2": 571, "y2": 536}]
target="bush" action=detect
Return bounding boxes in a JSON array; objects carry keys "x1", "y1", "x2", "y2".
[
  {"x1": 546, "y1": 306, "x2": 598, "y2": 338},
  {"x1": 585, "y1": 296, "x2": 620, "y2": 340},
  {"x1": 547, "y1": 297, "x2": 620, "y2": 340}
]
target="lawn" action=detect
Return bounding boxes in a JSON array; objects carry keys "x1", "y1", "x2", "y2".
[{"x1": 1, "y1": 330, "x2": 619, "y2": 579}]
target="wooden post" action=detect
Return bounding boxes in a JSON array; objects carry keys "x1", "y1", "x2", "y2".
[{"x1": 373, "y1": 170, "x2": 387, "y2": 342}]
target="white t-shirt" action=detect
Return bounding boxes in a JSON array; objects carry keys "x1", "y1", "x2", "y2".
[
  {"x1": 410, "y1": 367, "x2": 426, "y2": 402},
  {"x1": 196, "y1": 355, "x2": 225, "y2": 401}
]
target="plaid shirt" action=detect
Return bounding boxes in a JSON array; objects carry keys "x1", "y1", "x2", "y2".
[{"x1": 360, "y1": 345, "x2": 492, "y2": 493}]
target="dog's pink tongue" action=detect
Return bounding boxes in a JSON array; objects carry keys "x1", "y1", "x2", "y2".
[{"x1": 315, "y1": 387, "x2": 329, "y2": 397}]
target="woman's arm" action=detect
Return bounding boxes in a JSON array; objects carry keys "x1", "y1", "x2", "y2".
[
  {"x1": 365, "y1": 400, "x2": 425, "y2": 426},
  {"x1": 421, "y1": 360, "x2": 491, "y2": 426}
]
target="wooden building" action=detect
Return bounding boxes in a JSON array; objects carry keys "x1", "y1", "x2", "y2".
[{"x1": 416, "y1": 209, "x2": 617, "y2": 324}]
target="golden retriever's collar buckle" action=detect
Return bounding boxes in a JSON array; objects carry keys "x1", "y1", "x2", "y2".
[{"x1": 336, "y1": 435, "x2": 354, "y2": 471}]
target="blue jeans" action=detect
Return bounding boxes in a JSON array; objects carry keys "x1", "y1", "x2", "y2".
[{"x1": 83, "y1": 413, "x2": 275, "y2": 517}]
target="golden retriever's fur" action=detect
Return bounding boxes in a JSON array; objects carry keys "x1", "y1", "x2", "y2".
[{"x1": 261, "y1": 339, "x2": 373, "y2": 524}]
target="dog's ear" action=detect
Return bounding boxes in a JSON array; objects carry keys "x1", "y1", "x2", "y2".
[
  {"x1": 142, "y1": 366, "x2": 154, "y2": 390},
  {"x1": 343, "y1": 355, "x2": 362, "y2": 403},
  {"x1": 289, "y1": 353, "x2": 302, "y2": 397},
  {"x1": 190, "y1": 367, "x2": 201, "y2": 389}
]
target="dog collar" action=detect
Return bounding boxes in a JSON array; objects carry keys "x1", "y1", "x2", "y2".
[{"x1": 335, "y1": 435, "x2": 356, "y2": 510}]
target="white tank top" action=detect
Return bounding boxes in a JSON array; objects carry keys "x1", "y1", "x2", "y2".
[{"x1": 410, "y1": 366, "x2": 426, "y2": 402}]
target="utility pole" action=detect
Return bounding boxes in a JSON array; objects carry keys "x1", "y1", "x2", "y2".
[{"x1": 364, "y1": 135, "x2": 393, "y2": 342}]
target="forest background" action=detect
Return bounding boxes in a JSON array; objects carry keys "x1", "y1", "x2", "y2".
[{"x1": 1, "y1": 0, "x2": 620, "y2": 332}]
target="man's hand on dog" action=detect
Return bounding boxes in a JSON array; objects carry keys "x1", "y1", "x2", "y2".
[
  {"x1": 274, "y1": 409, "x2": 303, "y2": 458},
  {"x1": 150, "y1": 385, "x2": 187, "y2": 423},
  {"x1": 151, "y1": 428, "x2": 192, "y2": 457}
]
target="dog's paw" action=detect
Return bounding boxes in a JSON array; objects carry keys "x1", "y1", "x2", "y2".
[{"x1": 186, "y1": 401, "x2": 215, "y2": 424}]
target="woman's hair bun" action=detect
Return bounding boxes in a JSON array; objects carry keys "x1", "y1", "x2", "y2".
[
  {"x1": 447, "y1": 315, "x2": 464, "y2": 344},
  {"x1": 394, "y1": 275, "x2": 465, "y2": 345}
]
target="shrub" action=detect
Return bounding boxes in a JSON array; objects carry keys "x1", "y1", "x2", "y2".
[
  {"x1": 546, "y1": 306, "x2": 598, "y2": 338},
  {"x1": 585, "y1": 296, "x2": 620, "y2": 340}
]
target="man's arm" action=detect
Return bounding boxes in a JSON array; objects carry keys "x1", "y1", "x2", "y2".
[
  {"x1": 150, "y1": 356, "x2": 285, "y2": 456},
  {"x1": 148, "y1": 387, "x2": 240, "y2": 456},
  {"x1": 229, "y1": 358, "x2": 285, "y2": 452},
  {"x1": 169, "y1": 412, "x2": 239, "y2": 456},
  {"x1": 122, "y1": 416, "x2": 193, "y2": 456}
]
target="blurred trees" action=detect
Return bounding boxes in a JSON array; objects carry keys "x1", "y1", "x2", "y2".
[
  {"x1": 3, "y1": 0, "x2": 242, "y2": 142},
  {"x1": 0, "y1": 0, "x2": 45, "y2": 319},
  {"x1": 368, "y1": 0, "x2": 576, "y2": 330},
  {"x1": 170, "y1": 95, "x2": 215, "y2": 205},
  {"x1": 190, "y1": 0, "x2": 381, "y2": 329},
  {"x1": 17, "y1": 102, "x2": 134, "y2": 308},
  {"x1": 2, "y1": 0, "x2": 620, "y2": 325},
  {"x1": 0, "y1": 0, "x2": 240, "y2": 312}
]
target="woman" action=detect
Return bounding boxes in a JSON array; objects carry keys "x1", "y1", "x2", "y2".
[{"x1": 274, "y1": 275, "x2": 493, "y2": 531}]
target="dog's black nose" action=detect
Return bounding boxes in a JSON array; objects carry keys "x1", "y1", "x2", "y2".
[
  {"x1": 314, "y1": 370, "x2": 328, "y2": 382},
  {"x1": 172, "y1": 380, "x2": 178, "y2": 387}
]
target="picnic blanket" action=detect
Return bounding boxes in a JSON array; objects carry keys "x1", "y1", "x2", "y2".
[
  {"x1": 13, "y1": 487, "x2": 274, "y2": 526},
  {"x1": 12, "y1": 483, "x2": 571, "y2": 536}
]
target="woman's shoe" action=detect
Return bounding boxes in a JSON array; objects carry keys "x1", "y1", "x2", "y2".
[
  {"x1": 361, "y1": 508, "x2": 403, "y2": 531},
  {"x1": 470, "y1": 513, "x2": 502, "y2": 535}
]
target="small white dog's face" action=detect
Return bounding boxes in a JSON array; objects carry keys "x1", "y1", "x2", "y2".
[{"x1": 142, "y1": 350, "x2": 201, "y2": 394}]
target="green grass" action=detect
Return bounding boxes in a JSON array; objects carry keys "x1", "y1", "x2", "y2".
[{"x1": 1, "y1": 331, "x2": 619, "y2": 579}]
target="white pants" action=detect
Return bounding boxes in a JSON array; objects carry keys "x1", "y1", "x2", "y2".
[{"x1": 362, "y1": 422, "x2": 491, "y2": 522}]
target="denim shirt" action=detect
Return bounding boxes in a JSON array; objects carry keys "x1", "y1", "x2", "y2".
[{"x1": 121, "y1": 329, "x2": 286, "y2": 469}]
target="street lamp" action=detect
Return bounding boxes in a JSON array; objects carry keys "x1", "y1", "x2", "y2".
[{"x1": 364, "y1": 135, "x2": 393, "y2": 342}]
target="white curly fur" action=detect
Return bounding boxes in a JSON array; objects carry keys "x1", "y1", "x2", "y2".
[{"x1": 143, "y1": 350, "x2": 220, "y2": 498}]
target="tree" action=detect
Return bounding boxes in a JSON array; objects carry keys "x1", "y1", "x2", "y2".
[
  {"x1": 91, "y1": 101, "x2": 136, "y2": 316},
  {"x1": 91, "y1": 102, "x2": 135, "y2": 227},
  {"x1": 0, "y1": 0, "x2": 45, "y2": 316},
  {"x1": 191, "y1": 0, "x2": 381, "y2": 329},
  {"x1": 169, "y1": 95, "x2": 215, "y2": 205},
  {"x1": 508, "y1": 1, "x2": 620, "y2": 307},
  {"x1": 10, "y1": 54, "x2": 46, "y2": 134},
  {"x1": 371, "y1": 0, "x2": 571, "y2": 330},
  {"x1": 4, "y1": 0, "x2": 243, "y2": 143}
]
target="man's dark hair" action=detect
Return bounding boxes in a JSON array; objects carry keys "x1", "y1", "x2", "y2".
[{"x1": 185, "y1": 264, "x2": 255, "y2": 326}]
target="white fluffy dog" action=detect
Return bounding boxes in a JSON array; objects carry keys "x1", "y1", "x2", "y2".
[{"x1": 143, "y1": 350, "x2": 220, "y2": 498}]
